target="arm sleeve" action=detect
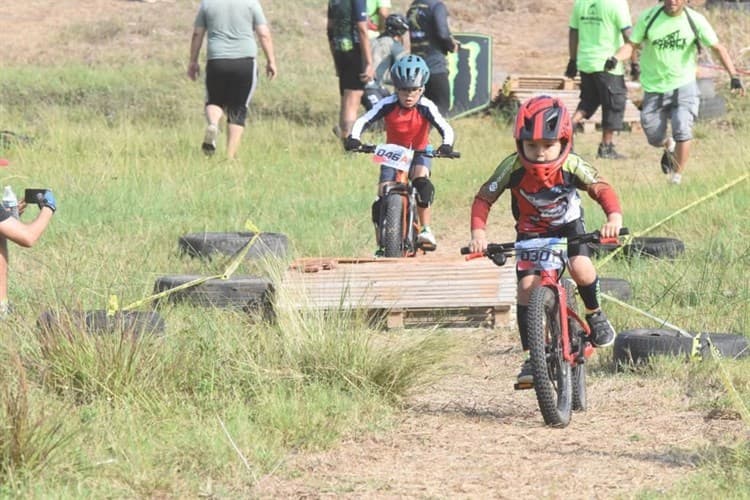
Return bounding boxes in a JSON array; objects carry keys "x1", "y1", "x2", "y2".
[
  {"x1": 432, "y1": 3, "x2": 455, "y2": 53},
  {"x1": 470, "y1": 197, "x2": 492, "y2": 231}
]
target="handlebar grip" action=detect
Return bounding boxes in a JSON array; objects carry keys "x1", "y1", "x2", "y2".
[
  {"x1": 460, "y1": 246, "x2": 471, "y2": 255},
  {"x1": 619, "y1": 227, "x2": 629, "y2": 236}
]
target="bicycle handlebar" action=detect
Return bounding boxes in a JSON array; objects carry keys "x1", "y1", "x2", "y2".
[
  {"x1": 460, "y1": 228, "x2": 630, "y2": 257},
  {"x1": 352, "y1": 144, "x2": 461, "y2": 159}
]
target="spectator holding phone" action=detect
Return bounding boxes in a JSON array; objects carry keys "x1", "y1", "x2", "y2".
[{"x1": 0, "y1": 188, "x2": 57, "y2": 317}]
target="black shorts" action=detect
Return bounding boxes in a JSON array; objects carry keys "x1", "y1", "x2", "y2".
[
  {"x1": 515, "y1": 219, "x2": 591, "y2": 280},
  {"x1": 205, "y1": 57, "x2": 257, "y2": 125},
  {"x1": 577, "y1": 71, "x2": 627, "y2": 131},
  {"x1": 424, "y1": 72, "x2": 450, "y2": 115},
  {"x1": 333, "y1": 49, "x2": 366, "y2": 94}
]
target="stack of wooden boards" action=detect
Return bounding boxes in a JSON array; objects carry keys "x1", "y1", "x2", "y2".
[{"x1": 495, "y1": 74, "x2": 643, "y2": 133}]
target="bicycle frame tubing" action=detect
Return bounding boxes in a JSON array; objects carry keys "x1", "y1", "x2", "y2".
[{"x1": 461, "y1": 229, "x2": 630, "y2": 366}]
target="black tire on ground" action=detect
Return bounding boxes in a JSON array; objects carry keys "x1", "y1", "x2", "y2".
[
  {"x1": 614, "y1": 328, "x2": 750, "y2": 367},
  {"x1": 528, "y1": 286, "x2": 572, "y2": 427},
  {"x1": 153, "y1": 274, "x2": 274, "y2": 313},
  {"x1": 37, "y1": 310, "x2": 165, "y2": 337},
  {"x1": 599, "y1": 277, "x2": 632, "y2": 301},
  {"x1": 698, "y1": 94, "x2": 727, "y2": 121},
  {"x1": 564, "y1": 279, "x2": 587, "y2": 412},
  {"x1": 592, "y1": 237, "x2": 685, "y2": 259},
  {"x1": 381, "y1": 194, "x2": 404, "y2": 257},
  {"x1": 178, "y1": 232, "x2": 289, "y2": 261}
]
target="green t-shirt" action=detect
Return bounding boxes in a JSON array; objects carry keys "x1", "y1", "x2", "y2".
[
  {"x1": 570, "y1": 0, "x2": 632, "y2": 75},
  {"x1": 366, "y1": 0, "x2": 391, "y2": 38},
  {"x1": 630, "y1": 5, "x2": 718, "y2": 93}
]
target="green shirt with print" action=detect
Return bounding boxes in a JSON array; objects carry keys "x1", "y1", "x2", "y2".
[
  {"x1": 570, "y1": 0, "x2": 632, "y2": 75},
  {"x1": 630, "y1": 5, "x2": 718, "y2": 93}
]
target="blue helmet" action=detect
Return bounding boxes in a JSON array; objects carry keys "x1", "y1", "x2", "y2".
[{"x1": 390, "y1": 55, "x2": 430, "y2": 89}]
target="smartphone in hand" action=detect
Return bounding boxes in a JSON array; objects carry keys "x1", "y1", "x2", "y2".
[{"x1": 24, "y1": 188, "x2": 49, "y2": 204}]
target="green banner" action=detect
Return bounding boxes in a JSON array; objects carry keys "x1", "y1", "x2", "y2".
[{"x1": 447, "y1": 33, "x2": 493, "y2": 119}]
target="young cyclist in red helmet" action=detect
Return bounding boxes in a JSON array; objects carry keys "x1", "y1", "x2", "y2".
[{"x1": 466, "y1": 96, "x2": 623, "y2": 385}]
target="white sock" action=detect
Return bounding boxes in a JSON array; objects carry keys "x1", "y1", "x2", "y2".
[
  {"x1": 665, "y1": 137, "x2": 676, "y2": 153},
  {"x1": 670, "y1": 173, "x2": 682, "y2": 184}
]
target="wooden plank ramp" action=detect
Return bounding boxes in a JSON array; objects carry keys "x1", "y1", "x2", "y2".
[{"x1": 279, "y1": 256, "x2": 516, "y2": 329}]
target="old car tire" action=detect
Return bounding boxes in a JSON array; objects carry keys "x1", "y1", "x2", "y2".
[
  {"x1": 153, "y1": 274, "x2": 274, "y2": 312},
  {"x1": 178, "y1": 232, "x2": 289, "y2": 261},
  {"x1": 37, "y1": 310, "x2": 165, "y2": 337},
  {"x1": 599, "y1": 277, "x2": 632, "y2": 301},
  {"x1": 593, "y1": 237, "x2": 685, "y2": 259},
  {"x1": 614, "y1": 328, "x2": 749, "y2": 367}
]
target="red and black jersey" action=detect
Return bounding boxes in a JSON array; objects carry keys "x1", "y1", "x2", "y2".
[
  {"x1": 350, "y1": 94, "x2": 454, "y2": 148},
  {"x1": 471, "y1": 152, "x2": 621, "y2": 234}
]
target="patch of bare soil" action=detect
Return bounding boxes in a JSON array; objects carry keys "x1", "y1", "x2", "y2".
[
  {"x1": 6, "y1": 1, "x2": 745, "y2": 497},
  {"x1": 252, "y1": 329, "x2": 745, "y2": 498}
]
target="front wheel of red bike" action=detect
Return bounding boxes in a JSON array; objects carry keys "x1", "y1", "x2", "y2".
[
  {"x1": 528, "y1": 286, "x2": 572, "y2": 427},
  {"x1": 381, "y1": 194, "x2": 405, "y2": 257}
]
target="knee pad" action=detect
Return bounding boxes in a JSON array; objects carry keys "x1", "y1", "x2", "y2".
[
  {"x1": 412, "y1": 177, "x2": 434, "y2": 208},
  {"x1": 371, "y1": 197, "x2": 382, "y2": 224}
]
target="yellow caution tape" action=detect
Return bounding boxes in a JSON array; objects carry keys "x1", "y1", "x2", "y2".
[{"x1": 116, "y1": 219, "x2": 263, "y2": 312}]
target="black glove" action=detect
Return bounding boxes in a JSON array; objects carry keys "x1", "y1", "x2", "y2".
[
  {"x1": 437, "y1": 144, "x2": 453, "y2": 156},
  {"x1": 604, "y1": 56, "x2": 618, "y2": 72},
  {"x1": 37, "y1": 190, "x2": 57, "y2": 213},
  {"x1": 344, "y1": 136, "x2": 361, "y2": 151},
  {"x1": 565, "y1": 59, "x2": 577, "y2": 79},
  {"x1": 731, "y1": 76, "x2": 743, "y2": 91},
  {"x1": 630, "y1": 62, "x2": 641, "y2": 80}
]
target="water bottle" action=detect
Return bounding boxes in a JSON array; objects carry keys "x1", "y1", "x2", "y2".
[{"x1": 2, "y1": 185, "x2": 19, "y2": 219}]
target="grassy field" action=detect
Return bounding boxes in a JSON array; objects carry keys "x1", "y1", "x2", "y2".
[{"x1": 1, "y1": 0, "x2": 749, "y2": 496}]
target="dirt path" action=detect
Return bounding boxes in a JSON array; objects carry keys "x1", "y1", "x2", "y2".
[
  {"x1": 7, "y1": 1, "x2": 745, "y2": 498},
  {"x1": 251, "y1": 326, "x2": 743, "y2": 498}
]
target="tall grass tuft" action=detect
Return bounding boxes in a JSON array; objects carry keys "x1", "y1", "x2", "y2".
[{"x1": 0, "y1": 350, "x2": 74, "y2": 483}]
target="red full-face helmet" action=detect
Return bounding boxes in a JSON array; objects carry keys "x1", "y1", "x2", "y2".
[{"x1": 514, "y1": 96, "x2": 573, "y2": 186}]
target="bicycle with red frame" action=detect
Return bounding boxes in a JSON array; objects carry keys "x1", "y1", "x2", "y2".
[
  {"x1": 353, "y1": 143, "x2": 460, "y2": 258},
  {"x1": 461, "y1": 228, "x2": 629, "y2": 427}
]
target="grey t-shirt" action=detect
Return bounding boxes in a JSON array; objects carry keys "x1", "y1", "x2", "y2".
[
  {"x1": 194, "y1": 0, "x2": 268, "y2": 60},
  {"x1": 371, "y1": 36, "x2": 407, "y2": 85}
]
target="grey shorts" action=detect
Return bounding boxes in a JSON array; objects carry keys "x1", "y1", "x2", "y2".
[{"x1": 640, "y1": 81, "x2": 700, "y2": 146}]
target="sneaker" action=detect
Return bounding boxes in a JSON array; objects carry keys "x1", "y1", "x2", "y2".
[
  {"x1": 417, "y1": 226, "x2": 437, "y2": 248},
  {"x1": 517, "y1": 358, "x2": 534, "y2": 384},
  {"x1": 201, "y1": 124, "x2": 218, "y2": 156},
  {"x1": 586, "y1": 310, "x2": 616, "y2": 348},
  {"x1": 596, "y1": 143, "x2": 626, "y2": 160},
  {"x1": 669, "y1": 172, "x2": 682, "y2": 185}
]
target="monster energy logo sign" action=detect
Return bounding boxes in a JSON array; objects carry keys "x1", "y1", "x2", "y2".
[{"x1": 446, "y1": 34, "x2": 492, "y2": 119}]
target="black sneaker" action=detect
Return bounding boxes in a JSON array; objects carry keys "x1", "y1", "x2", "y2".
[
  {"x1": 516, "y1": 358, "x2": 534, "y2": 384},
  {"x1": 596, "y1": 143, "x2": 626, "y2": 160},
  {"x1": 586, "y1": 311, "x2": 616, "y2": 347},
  {"x1": 660, "y1": 149, "x2": 678, "y2": 174}
]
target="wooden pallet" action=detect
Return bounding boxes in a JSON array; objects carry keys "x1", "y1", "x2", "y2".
[
  {"x1": 279, "y1": 256, "x2": 516, "y2": 329},
  {"x1": 502, "y1": 74, "x2": 579, "y2": 94}
]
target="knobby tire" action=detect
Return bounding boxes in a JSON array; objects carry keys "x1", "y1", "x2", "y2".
[
  {"x1": 528, "y1": 286, "x2": 572, "y2": 427},
  {"x1": 382, "y1": 194, "x2": 405, "y2": 257}
]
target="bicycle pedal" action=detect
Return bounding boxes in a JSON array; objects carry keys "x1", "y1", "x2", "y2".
[{"x1": 514, "y1": 382, "x2": 534, "y2": 390}]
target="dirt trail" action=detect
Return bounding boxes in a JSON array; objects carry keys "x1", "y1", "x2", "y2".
[
  {"x1": 251, "y1": 327, "x2": 743, "y2": 498},
  {"x1": 6, "y1": 1, "x2": 744, "y2": 498}
]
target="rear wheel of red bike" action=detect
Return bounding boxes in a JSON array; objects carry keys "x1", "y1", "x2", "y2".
[
  {"x1": 382, "y1": 194, "x2": 405, "y2": 257},
  {"x1": 563, "y1": 279, "x2": 587, "y2": 412},
  {"x1": 528, "y1": 286, "x2": 572, "y2": 427}
]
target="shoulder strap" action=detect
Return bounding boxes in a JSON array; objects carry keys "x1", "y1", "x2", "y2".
[{"x1": 643, "y1": 5, "x2": 702, "y2": 54}]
